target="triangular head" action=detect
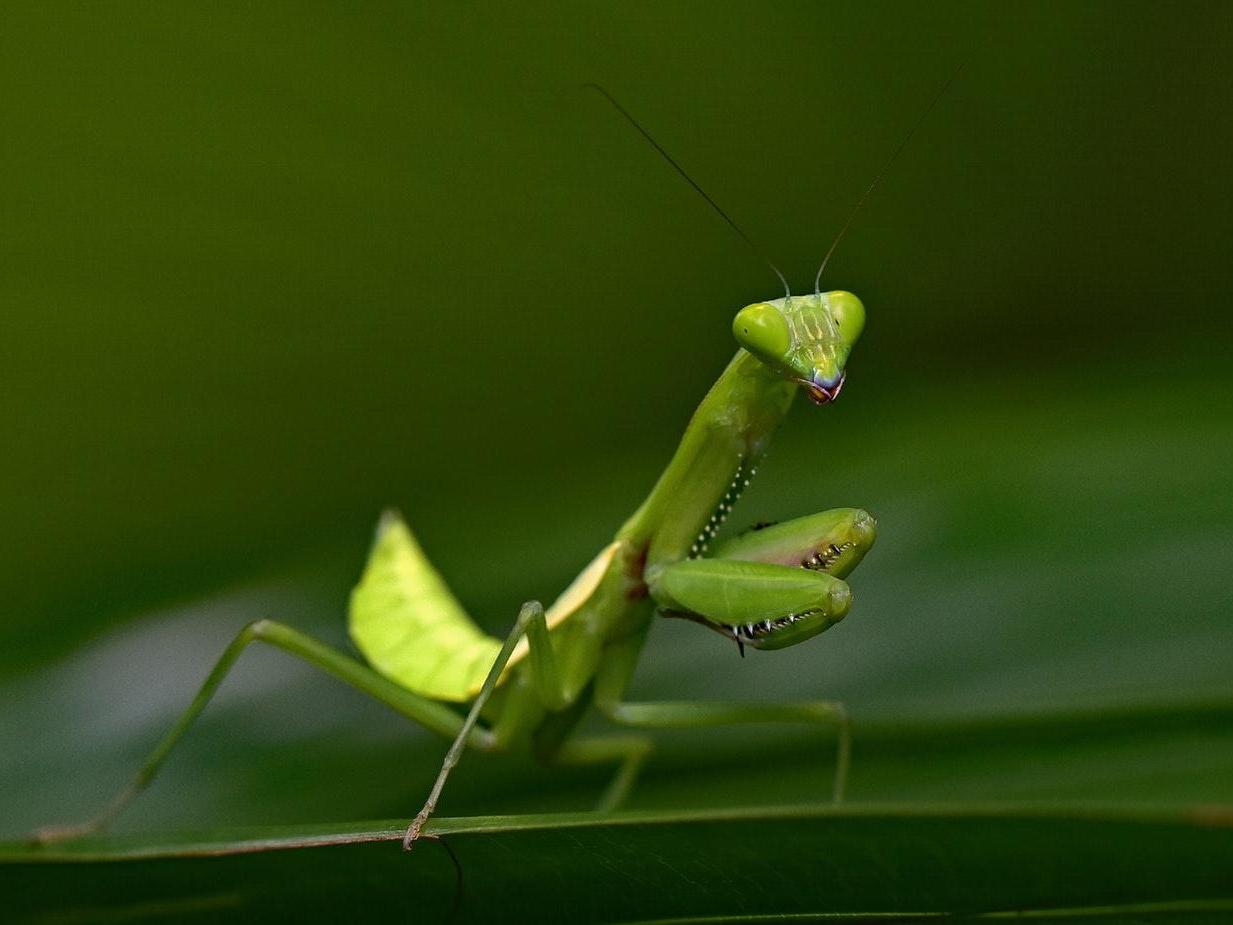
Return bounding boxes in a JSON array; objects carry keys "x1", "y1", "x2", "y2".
[{"x1": 733, "y1": 291, "x2": 865, "y2": 404}]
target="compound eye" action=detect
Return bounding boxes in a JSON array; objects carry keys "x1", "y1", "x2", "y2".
[
  {"x1": 828, "y1": 291, "x2": 866, "y2": 346},
  {"x1": 733, "y1": 303, "x2": 791, "y2": 363}
]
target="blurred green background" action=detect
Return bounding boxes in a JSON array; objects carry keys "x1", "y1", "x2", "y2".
[{"x1": 2, "y1": 2, "x2": 1231, "y2": 838}]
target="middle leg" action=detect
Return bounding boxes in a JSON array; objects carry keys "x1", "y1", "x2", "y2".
[
  {"x1": 549, "y1": 735, "x2": 655, "y2": 812},
  {"x1": 403, "y1": 599, "x2": 572, "y2": 849}
]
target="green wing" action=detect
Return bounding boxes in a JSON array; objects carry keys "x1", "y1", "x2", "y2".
[
  {"x1": 349, "y1": 511, "x2": 501, "y2": 703},
  {"x1": 350, "y1": 510, "x2": 623, "y2": 703}
]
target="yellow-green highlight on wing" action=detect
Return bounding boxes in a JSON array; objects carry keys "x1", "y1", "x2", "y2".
[{"x1": 349, "y1": 511, "x2": 502, "y2": 703}]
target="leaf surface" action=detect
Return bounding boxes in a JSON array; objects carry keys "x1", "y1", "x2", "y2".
[{"x1": 5, "y1": 804, "x2": 1233, "y2": 923}]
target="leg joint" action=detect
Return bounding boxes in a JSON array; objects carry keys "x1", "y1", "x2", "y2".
[
  {"x1": 593, "y1": 696, "x2": 620, "y2": 723},
  {"x1": 244, "y1": 618, "x2": 277, "y2": 639},
  {"x1": 517, "y1": 600, "x2": 544, "y2": 626},
  {"x1": 806, "y1": 700, "x2": 848, "y2": 725}
]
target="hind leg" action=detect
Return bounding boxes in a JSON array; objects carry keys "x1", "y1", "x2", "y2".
[{"x1": 31, "y1": 619, "x2": 488, "y2": 844}]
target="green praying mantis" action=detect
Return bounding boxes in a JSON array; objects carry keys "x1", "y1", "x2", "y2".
[{"x1": 34, "y1": 80, "x2": 959, "y2": 851}]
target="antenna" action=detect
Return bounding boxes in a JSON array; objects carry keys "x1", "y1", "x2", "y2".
[
  {"x1": 814, "y1": 60, "x2": 967, "y2": 296},
  {"x1": 586, "y1": 84, "x2": 791, "y2": 300}
]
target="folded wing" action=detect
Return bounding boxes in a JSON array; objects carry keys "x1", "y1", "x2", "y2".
[{"x1": 349, "y1": 511, "x2": 501, "y2": 703}]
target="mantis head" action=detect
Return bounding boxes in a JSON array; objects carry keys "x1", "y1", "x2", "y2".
[{"x1": 733, "y1": 291, "x2": 866, "y2": 404}]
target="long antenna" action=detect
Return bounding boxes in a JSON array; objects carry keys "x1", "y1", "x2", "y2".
[
  {"x1": 586, "y1": 84, "x2": 791, "y2": 300},
  {"x1": 814, "y1": 60, "x2": 967, "y2": 296}
]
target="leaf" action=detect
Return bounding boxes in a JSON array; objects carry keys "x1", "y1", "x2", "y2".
[{"x1": 4, "y1": 803, "x2": 1233, "y2": 923}]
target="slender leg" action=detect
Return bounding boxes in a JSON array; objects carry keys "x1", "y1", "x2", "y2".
[
  {"x1": 599, "y1": 698, "x2": 850, "y2": 802},
  {"x1": 549, "y1": 735, "x2": 654, "y2": 812},
  {"x1": 594, "y1": 633, "x2": 850, "y2": 801},
  {"x1": 403, "y1": 600, "x2": 567, "y2": 850},
  {"x1": 32, "y1": 619, "x2": 485, "y2": 845}
]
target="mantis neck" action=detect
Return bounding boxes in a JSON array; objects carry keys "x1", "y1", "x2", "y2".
[{"x1": 618, "y1": 349, "x2": 797, "y2": 575}]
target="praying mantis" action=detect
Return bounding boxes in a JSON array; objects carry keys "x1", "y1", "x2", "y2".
[{"x1": 34, "y1": 79, "x2": 959, "y2": 851}]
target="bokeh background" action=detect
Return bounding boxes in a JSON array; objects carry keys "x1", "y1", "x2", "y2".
[{"x1": 2, "y1": 2, "x2": 1231, "y2": 837}]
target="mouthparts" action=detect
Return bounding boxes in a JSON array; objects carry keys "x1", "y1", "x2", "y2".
[{"x1": 803, "y1": 372, "x2": 846, "y2": 405}]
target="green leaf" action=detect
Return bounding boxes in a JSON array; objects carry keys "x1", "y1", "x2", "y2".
[{"x1": 4, "y1": 804, "x2": 1233, "y2": 923}]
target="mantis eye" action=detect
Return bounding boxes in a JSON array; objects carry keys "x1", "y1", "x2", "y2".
[
  {"x1": 733, "y1": 302, "x2": 791, "y2": 364},
  {"x1": 827, "y1": 291, "x2": 866, "y2": 347}
]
